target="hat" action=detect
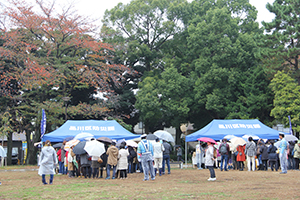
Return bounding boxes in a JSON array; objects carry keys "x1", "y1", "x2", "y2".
[{"x1": 141, "y1": 134, "x2": 147, "y2": 139}]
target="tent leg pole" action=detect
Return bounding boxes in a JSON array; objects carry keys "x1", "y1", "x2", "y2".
[{"x1": 185, "y1": 137, "x2": 187, "y2": 168}]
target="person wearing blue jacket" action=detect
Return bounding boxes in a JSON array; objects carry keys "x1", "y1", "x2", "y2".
[{"x1": 137, "y1": 134, "x2": 155, "y2": 181}]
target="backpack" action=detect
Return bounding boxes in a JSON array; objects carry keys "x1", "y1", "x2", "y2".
[{"x1": 219, "y1": 143, "x2": 227, "y2": 155}]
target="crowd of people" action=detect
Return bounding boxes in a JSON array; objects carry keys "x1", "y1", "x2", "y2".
[
  {"x1": 198, "y1": 133, "x2": 300, "y2": 181},
  {"x1": 38, "y1": 135, "x2": 173, "y2": 184},
  {"x1": 38, "y1": 133, "x2": 299, "y2": 184}
]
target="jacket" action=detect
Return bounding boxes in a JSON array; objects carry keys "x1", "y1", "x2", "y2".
[
  {"x1": 245, "y1": 141, "x2": 256, "y2": 157},
  {"x1": 153, "y1": 142, "x2": 165, "y2": 158},
  {"x1": 260, "y1": 145, "x2": 269, "y2": 160},
  {"x1": 162, "y1": 142, "x2": 172, "y2": 155},
  {"x1": 38, "y1": 145, "x2": 58, "y2": 175},
  {"x1": 117, "y1": 148, "x2": 129, "y2": 170},
  {"x1": 294, "y1": 144, "x2": 300, "y2": 159},
  {"x1": 236, "y1": 145, "x2": 246, "y2": 162},
  {"x1": 80, "y1": 153, "x2": 91, "y2": 167},
  {"x1": 106, "y1": 145, "x2": 119, "y2": 166},
  {"x1": 67, "y1": 148, "x2": 76, "y2": 171},
  {"x1": 205, "y1": 145, "x2": 214, "y2": 166},
  {"x1": 267, "y1": 145, "x2": 278, "y2": 161}
]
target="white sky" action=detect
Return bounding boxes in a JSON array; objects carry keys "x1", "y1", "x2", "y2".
[
  {"x1": 71, "y1": 0, "x2": 275, "y2": 26},
  {"x1": 1, "y1": 0, "x2": 275, "y2": 26}
]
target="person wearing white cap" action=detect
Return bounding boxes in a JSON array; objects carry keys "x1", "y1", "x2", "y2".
[{"x1": 137, "y1": 134, "x2": 155, "y2": 181}]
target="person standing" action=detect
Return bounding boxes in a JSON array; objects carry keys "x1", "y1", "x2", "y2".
[
  {"x1": 137, "y1": 134, "x2": 155, "y2": 181},
  {"x1": 268, "y1": 140, "x2": 278, "y2": 171},
  {"x1": 91, "y1": 154, "x2": 101, "y2": 179},
  {"x1": 218, "y1": 139, "x2": 230, "y2": 171},
  {"x1": 195, "y1": 143, "x2": 203, "y2": 169},
  {"x1": 118, "y1": 143, "x2": 129, "y2": 179},
  {"x1": 279, "y1": 133, "x2": 288, "y2": 174},
  {"x1": 106, "y1": 141, "x2": 119, "y2": 179},
  {"x1": 236, "y1": 145, "x2": 246, "y2": 171},
  {"x1": 259, "y1": 140, "x2": 269, "y2": 171},
  {"x1": 153, "y1": 138, "x2": 165, "y2": 176},
  {"x1": 205, "y1": 142, "x2": 216, "y2": 181},
  {"x1": 245, "y1": 137, "x2": 256, "y2": 171},
  {"x1": 67, "y1": 145, "x2": 76, "y2": 178},
  {"x1": 38, "y1": 140, "x2": 58, "y2": 185},
  {"x1": 293, "y1": 140, "x2": 300, "y2": 170},
  {"x1": 162, "y1": 140, "x2": 172, "y2": 175},
  {"x1": 176, "y1": 146, "x2": 184, "y2": 163},
  {"x1": 60, "y1": 141, "x2": 67, "y2": 175}
]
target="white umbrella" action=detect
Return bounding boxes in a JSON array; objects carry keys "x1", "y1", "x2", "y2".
[
  {"x1": 74, "y1": 132, "x2": 95, "y2": 141},
  {"x1": 224, "y1": 135, "x2": 236, "y2": 140},
  {"x1": 126, "y1": 140, "x2": 138, "y2": 148},
  {"x1": 285, "y1": 134, "x2": 298, "y2": 142},
  {"x1": 230, "y1": 137, "x2": 247, "y2": 148},
  {"x1": 242, "y1": 134, "x2": 260, "y2": 141},
  {"x1": 84, "y1": 140, "x2": 105, "y2": 157},
  {"x1": 0, "y1": 145, "x2": 6, "y2": 157},
  {"x1": 153, "y1": 130, "x2": 175, "y2": 143}
]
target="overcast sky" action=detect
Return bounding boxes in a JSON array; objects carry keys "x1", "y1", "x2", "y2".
[
  {"x1": 70, "y1": 0, "x2": 275, "y2": 26},
  {"x1": 1, "y1": 0, "x2": 275, "y2": 26}
]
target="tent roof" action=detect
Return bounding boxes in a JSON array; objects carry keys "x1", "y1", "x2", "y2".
[
  {"x1": 186, "y1": 119, "x2": 282, "y2": 142},
  {"x1": 42, "y1": 120, "x2": 139, "y2": 142}
]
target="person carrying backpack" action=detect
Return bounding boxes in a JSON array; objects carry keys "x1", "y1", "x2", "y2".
[{"x1": 218, "y1": 139, "x2": 230, "y2": 171}]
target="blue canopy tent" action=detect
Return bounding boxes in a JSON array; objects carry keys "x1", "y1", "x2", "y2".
[
  {"x1": 42, "y1": 120, "x2": 139, "y2": 142},
  {"x1": 186, "y1": 119, "x2": 282, "y2": 142}
]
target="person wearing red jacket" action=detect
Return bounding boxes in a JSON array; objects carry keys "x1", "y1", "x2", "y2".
[{"x1": 56, "y1": 149, "x2": 63, "y2": 174}]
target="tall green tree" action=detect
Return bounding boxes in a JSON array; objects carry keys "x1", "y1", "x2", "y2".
[
  {"x1": 270, "y1": 71, "x2": 300, "y2": 132},
  {"x1": 258, "y1": 0, "x2": 300, "y2": 83}
]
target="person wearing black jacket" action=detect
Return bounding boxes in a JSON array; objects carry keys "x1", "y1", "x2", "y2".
[
  {"x1": 162, "y1": 140, "x2": 172, "y2": 175},
  {"x1": 259, "y1": 140, "x2": 269, "y2": 171},
  {"x1": 268, "y1": 140, "x2": 278, "y2": 171}
]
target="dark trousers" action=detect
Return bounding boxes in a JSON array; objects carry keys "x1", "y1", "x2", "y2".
[
  {"x1": 92, "y1": 168, "x2": 99, "y2": 178},
  {"x1": 177, "y1": 155, "x2": 184, "y2": 162},
  {"x1": 119, "y1": 169, "x2": 127, "y2": 178},
  {"x1": 294, "y1": 158, "x2": 300, "y2": 170},
  {"x1": 262, "y1": 160, "x2": 268, "y2": 171},
  {"x1": 82, "y1": 166, "x2": 91, "y2": 178},
  {"x1": 269, "y1": 160, "x2": 278, "y2": 171},
  {"x1": 42, "y1": 174, "x2": 54, "y2": 184},
  {"x1": 238, "y1": 161, "x2": 244, "y2": 170},
  {"x1": 208, "y1": 166, "x2": 215, "y2": 178}
]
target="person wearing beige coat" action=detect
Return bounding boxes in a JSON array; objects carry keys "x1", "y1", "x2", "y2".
[
  {"x1": 67, "y1": 146, "x2": 76, "y2": 177},
  {"x1": 106, "y1": 142, "x2": 119, "y2": 179}
]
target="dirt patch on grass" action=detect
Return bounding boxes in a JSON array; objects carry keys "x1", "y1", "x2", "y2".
[{"x1": 0, "y1": 166, "x2": 299, "y2": 199}]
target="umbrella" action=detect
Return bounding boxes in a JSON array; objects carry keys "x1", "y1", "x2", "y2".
[
  {"x1": 153, "y1": 130, "x2": 175, "y2": 143},
  {"x1": 64, "y1": 139, "x2": 80, "y2": 151},
  {"x1": 73, "y1": 141, "x2": 87, "y2": 155},
  {"x1": 84, "y1": 140, "x2": 106, "y2": 157},
  {"x1": 230, "y1": 137, "x2": 247, "y2": 148},
  {"x1": 53, "y1": 143, "x2": 63, "y2": 148},
  {"x1": 197, "y1": 137, "x2": 217, "y2": 144},
  {"x1": 146, "y1": 134, "x2": 158, "y2": 140},
  {"x1": 242, "y1": 134, "x2": 260, "y2": 141},
  {"x1": 285, "y1": 134, "x2": 298, "y2": 142},
  {"x1": 224, "y1": 135, "x2": 236, "y2": 140},
  {"x1": 64, "y1": 136, "x2": 74, "y2": 142},
  {"x1": 116, "y1": 139, "x2": 126, "y2": 147},
  {"x1": 0, "y1": 145, "x2": 6, "y2": 157},
  {"x1": 74, "y1": 132, "x2": 95, "y2": 141},
  {"x1": 97, "y1": 137, "x2": 112, "y2": 144},
  {"x1": 126, "y1": 140, "x2": 138, "y2": 148}
]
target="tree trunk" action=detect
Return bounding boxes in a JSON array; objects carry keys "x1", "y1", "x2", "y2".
[
  {"x1": 6, "y1": 132, "x2": 13, "y2": 165},
  {"x1": 26, "y1": 128, "x2": 39, "y2": 165},
  {"x1": 175, "y1": 127, "x2": 181, "y2": 145}
]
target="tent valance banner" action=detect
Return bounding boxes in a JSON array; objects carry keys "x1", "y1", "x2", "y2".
[
  {"x1": 42, "y1": 120, "x2": 139, "y2": 142},
  {"x1": 186, "y1": 119, "x2": 283, "y2": 142}
]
